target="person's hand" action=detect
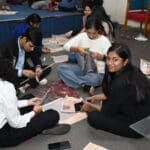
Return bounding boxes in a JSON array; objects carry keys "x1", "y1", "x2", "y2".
[
  {"x1": 42, "y1": 47, "x2": 50, "y2": 53},
  {"x1": 33, "y1": 105, "x2": 42, "y2": 115},
  {"x1": 91, "y1": 94, "x2": 107, "y2": 101},
  {"x1": 35, "y1": 67, "x2": 43, "y2": 77},
  {"x1": 28, "y1": 97, "x2": 42, "y2": 106},
  {"x1": 22, "y1": 69, "x2": 35, "y2": 79},
  {"x1": 85, "y1": 97, "x2": 94, "y2": 103},
  {"x1": 80, "y1": 101, "x2": 93, "y2": 112},
  {"x1": 85, "y1": 95, "x2": 102, "y2": 103},
  {"x1": 91, "y1": 52, "x2": 104, "y2": 60},
  {"x1": 78, "y1": 47, "x2": 88, "y2": 56}
]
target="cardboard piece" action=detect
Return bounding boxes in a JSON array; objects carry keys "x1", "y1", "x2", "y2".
[
  {"x1": 59, "y1": 112, "x2": 87, "y2": 125},
  {"x1": 83, "y1": 142, "x2": 109, "y2": 150},
  {"x1": 42, "y1": 97, "x2": 87, "y2": 124},
  {"x1": 61, "y1": 96, "x2": 83, "y2": 113}
]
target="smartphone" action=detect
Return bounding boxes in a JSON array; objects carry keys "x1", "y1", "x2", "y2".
[
  {"x1": 48, "y1": 141, "x2": 71, "y2": 150},
  {"x1": 74, "y1": 102, "x2": 83, "y2": 111}
]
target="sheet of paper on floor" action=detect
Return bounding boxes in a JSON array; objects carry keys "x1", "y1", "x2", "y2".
[
  {"x1": 52, "y1": 55, "x2": 68, "y2": 63},
  {"x1": 61, "y1": 96, "x2": 83, "y2": 113},
  {"x1": 83, "y1": 142, "x2": 109, "y2": 150},
  {"x1": 59, "y1": 112, "x2": 87, "y2": 125},
  {"x1": 42, "y1": 38, "x2": 64, "y2": 53},
  {"x1": 42, "y1": 97, "x2": 87, "y2": 124},
  {"x1": 50, "y1": 35, "x2": 69, "y2": 46}
]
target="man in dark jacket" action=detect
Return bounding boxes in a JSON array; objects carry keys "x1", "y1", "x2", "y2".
[{"x1": 6, "y1": 27, "x2": 51, "y2": 89}]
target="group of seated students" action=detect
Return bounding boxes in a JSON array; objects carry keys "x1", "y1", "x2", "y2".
[
  {"x1": 57, "y1": 0, "x2": 150, "y2": 139},
  {"x1": 0, "y1": 0, "x2": 150, "y2": 148}
]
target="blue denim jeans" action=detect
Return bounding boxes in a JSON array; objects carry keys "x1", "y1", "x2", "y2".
[{"x1": 57, "y1": 64, "x2": 104, "y2": 89}]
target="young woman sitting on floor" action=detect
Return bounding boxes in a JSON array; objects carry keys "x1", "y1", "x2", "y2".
[
  {"x1": 81, "y1": 43, "x2": 150, "y2": 138},
  {"x1": 0, "y1": 44, "x2": 60, "y2": 147},
  {"x1": 57, "y1": 15, "x2": 111, "y2": 93}
]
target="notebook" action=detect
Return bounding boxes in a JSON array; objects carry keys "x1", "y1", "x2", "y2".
[{"x1": 130, "y1": 116, "x2": 150, "y2": 139}]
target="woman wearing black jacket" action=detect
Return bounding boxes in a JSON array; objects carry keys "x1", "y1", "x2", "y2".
[{"x1": 82, "y1": 43, "x2": 150, "y2": 138}]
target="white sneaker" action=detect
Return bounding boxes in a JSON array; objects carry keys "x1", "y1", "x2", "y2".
[
  {"x1": 39, "y1": 78, "x2": 48, "y2": 85},
  {"x1": 134, "y1": 34, "x2": 148, "y2": 41},
  {"x1": 18, "y1": 87, "x2": 26, "y2": 94}
]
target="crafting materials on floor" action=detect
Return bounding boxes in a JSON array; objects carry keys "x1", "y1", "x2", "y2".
[
  {"x1": 130, "y1": 116, "x2": 150, "y2": 139},
  {"x1": 42, "y1": 35, "x2": 68, "y2": 53},
  {"x1": 42, "y1": 97, "x2": 87, "y2": 124},
  {"x1": 83, "y1": 142, "x2": 109, "y2": 150},
  {"x1": 33, "y1": 81, "x2": 80, "y2": 101}
]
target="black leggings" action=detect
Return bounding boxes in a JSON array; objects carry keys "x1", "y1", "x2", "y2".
[
  {"x1": 87, "y1": 111, "x2": 142, "y2": 138},
  {"x1": 0, "y1": 94, "x2": 59, "y2": 147}
]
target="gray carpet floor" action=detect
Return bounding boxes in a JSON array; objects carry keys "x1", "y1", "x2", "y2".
[{"x1": 1, "y1": 26, "x2": 150, "y2": 150}]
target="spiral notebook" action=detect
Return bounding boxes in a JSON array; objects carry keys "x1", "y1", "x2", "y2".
[{"x1": 130, "y1": 116, "x2": 150, "y2": 139}]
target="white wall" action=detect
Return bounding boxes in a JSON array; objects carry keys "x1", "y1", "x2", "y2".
[{"x1": 103, "y1": 0, "x2": 139, "y2": 27}]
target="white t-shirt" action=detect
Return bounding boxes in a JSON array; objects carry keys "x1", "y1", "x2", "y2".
[
  {"x1": 0, "y1": 80, "x2": 35, "y2": 129},
  {"x1": 64, "y1": 32, "x2": 111, "y2": 73}
]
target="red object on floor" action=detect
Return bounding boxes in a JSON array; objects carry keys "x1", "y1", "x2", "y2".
[{"x1": 33, "y1": 81, "x2": 80, "y2": 101}]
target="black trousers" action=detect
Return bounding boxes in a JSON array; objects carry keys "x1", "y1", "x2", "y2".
[
  {"x1": 87, "y1": 111, "x2": 142, "y2": 138},
  {"x1": 0, "y1": 94, "x2": 59, "y2": 147}
]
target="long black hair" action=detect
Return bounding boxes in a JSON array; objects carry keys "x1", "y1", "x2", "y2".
[
  {"x1": 0, "y1": 44, "x2": 17, "y2": 85},
  {"x1": 22, "y1": 27, "x2": 42, "y2": 47},
  {"x1": 102, "y1": 43, "x2": 150, "y2": 103},
  {"x1": 92, "y1": 6, "x2": 115, "y2": 38},
  {"x1": 25, "y1": 13, "x2": 41, "y2": 25},
  {"x1": 85, "y1": 14, "x2": 104, "y2": 34}
]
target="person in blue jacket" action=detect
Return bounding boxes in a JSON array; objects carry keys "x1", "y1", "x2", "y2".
[{"x1": 12, "y1": 13, "x2": 50, "y2": 54}]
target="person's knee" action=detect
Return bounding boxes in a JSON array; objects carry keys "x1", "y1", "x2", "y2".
[
  {"x1": 88, "y1": 74, "x2": 101, "y2": 87},
  {"x1": 87, "y1": 111, "x2": 100, "y2": 129},
  {"x1": 46, "y1": 109, "x2": 59, "y2": 123},
  {"x1": 57, "y1": 65, "x2": 68, "y2": 75}
]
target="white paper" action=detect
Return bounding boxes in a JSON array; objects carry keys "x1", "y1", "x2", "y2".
[
  {"x1": 83, "y1": 142, "x2": 109, "y2": 150},
  {"x1": 42, "y1": 97, "x2": 87, "y2": 124},
  {"x1": 42, "y1": 36, "x2": 68, "y2": 53},
  {"x1": 42, "y1": 98, "x2": 75, "y2": 121},
  {"x1": 61, "y1": 96, "x2": 83, "y2": 113},
  {"x1": 59, "y1": 112, "x2": 87, "y2": 125},
  {"x1": 50, "y1": 35, "x2": 69, "y2": 46},
  {"x1": 52, "y1": 55, "x2": 68, "y2": 63}
]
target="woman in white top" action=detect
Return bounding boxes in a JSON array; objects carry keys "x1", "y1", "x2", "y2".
[
  {"x1": 57, "y1": 15, "x2": 111, "y2": 90},
  {"x1": 0, "y1": 45, "x2": 59, "y2": 147}
]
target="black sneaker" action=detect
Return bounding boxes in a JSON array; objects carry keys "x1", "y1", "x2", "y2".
[{"x1": 42, "y1": 124, "x2": 71, "y2": 135}]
